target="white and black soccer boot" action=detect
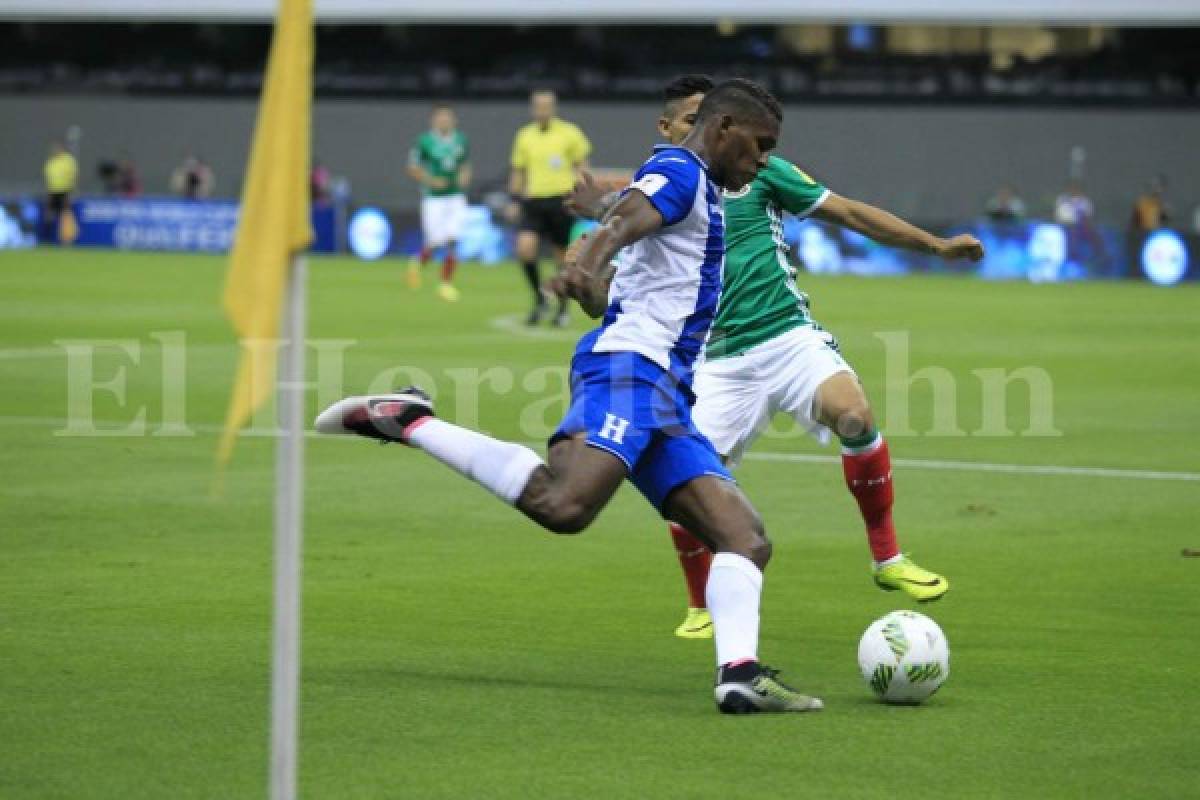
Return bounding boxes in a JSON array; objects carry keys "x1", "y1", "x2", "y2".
[
  {"x1": 314, "y1": 386, "x2": 434, "y2": 445},
  {"x1": 714, "y1": 661, "x2": 824, "y2": 714}
]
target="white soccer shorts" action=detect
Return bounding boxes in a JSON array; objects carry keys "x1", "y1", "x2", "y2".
[
  {"x1": 691, "y1": 324, "x2": 857, "y2": 466},
  {"x1": 420, "y1": 194, "x2": 468, "y2": 248}
]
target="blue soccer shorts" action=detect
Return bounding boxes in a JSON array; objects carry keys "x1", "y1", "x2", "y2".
[{"x1": 549, "y1": 350, "x2": 733, "y2": 513}]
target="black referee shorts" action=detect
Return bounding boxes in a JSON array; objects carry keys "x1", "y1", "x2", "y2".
[
  {"x1": 519, "y1": 195, "x2": 575, "y2": 249},
  {"x1": 47, "y1": 192, "x2": 69, "y2": 216}
]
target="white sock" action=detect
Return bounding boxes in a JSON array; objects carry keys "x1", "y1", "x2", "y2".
[
  {"x1": 705, "y1": 552, "x2": 763, "y2": 667},
  {"x1": 407, "y1": 419, "x2": 543, "y2": 505}
]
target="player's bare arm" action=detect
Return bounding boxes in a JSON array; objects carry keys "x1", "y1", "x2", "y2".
[
  {"x1": 814, "y1": 194, "x2": 984, "y2": 262},
  {"x1": 407, "y1": 163, "x2": 448, "y2": 190},
  {"x1": 457, "y1": 162, "x2": 472, "y2": 190},
  {"x1": 507, "y1": 167, "x2": 524, "y2": 197},
  {"x1": 565, "y1": 170, "x2": 620, "y2": 220},
  {"x1": 505, "y1": 167, "x2": 526, "y2": 222},
  {"x1": 557, "y1": 190, "x2": 664, "y2": 318}
]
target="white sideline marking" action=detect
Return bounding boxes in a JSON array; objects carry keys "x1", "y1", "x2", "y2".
[{"x1": 2, "y1": 414, "x2": 1197, "y2": 483}]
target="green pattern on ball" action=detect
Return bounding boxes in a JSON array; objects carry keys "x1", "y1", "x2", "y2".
[
  {"x1": 882, "y1": 620, "x2": 909, "y2": 659},
  {"x1": 905, "y1": 662, "x2": 944, "y2": 683},
  {"x1": 870, "y1": 664, "x2": 895, "y2": 695}
]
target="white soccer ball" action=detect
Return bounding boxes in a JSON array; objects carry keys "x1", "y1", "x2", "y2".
[{"x1": 858, "y1": 610, "x2": 950, "y2": 704}]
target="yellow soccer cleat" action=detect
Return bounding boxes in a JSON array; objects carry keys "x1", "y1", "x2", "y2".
[
  {"x1": 406, "y1": 260, "x2": 422, "y2": 290},
  {"x1": 674, "y1": 607, "x2": 713, "y2": 639},
  {"x1": 437, "y1": 282, "x2": 461, "y2": 303},
  {"x1": 873, "y1": 555, "x2": 949, "y2": 603}
]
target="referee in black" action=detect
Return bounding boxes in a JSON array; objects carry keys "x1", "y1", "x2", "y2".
[{"x1": 507, "y1": 89, "x2": 592, "y2": 326}]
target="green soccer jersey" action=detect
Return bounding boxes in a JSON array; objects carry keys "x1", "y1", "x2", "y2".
[
  {"x1": 409, "y1": 130, "x2": 469, "y2": 197},
  {"x1": 706, "y1": 155, "x2": 830, "y2": 360}
]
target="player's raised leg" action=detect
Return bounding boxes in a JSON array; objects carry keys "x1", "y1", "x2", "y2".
[
  {"x1": 314, "y1": 389, "x2": 626, "y2": 534},
  {"x1": 813, "y1": 371, "x2": 949, "y2": 602},
  {"x1": 408, "y1": 246, "x2": 430, "y2": 290},
  {"x1": 663, "y1": 475, "x2": 823, "y2": 714}
]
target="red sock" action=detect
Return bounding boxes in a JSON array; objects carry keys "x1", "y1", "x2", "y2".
[
  {"x1": 441, "y1": 250, "x2": 457, "y2": 283},
  {"x1": 418, "y1": 247, "x2": 432, "y2": 265},
  {"x1": 841, "y1": 437, "x2": 900, "y2": 562},
  {"x1": 669, "y1": 523, "x2": 712, "y2": 609}
]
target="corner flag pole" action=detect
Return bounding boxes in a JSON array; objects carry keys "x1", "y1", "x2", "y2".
[
  {"x1": 212, "y1": 0, "x2": 312, "y2": 796},
  {"x1": 271, "y1": 254, "x2": 306, "y2": 800}
]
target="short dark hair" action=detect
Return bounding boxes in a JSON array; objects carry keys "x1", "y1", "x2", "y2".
[
  {"x1": 695, "y1": 78, "x2": 783, "y2": 126},
  {"x1": 663, "y1": 74, "x2": 715, "y2": 105}
]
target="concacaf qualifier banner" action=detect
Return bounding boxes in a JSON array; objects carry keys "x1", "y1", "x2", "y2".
[{"x1": 69, "y1": 196, "x2": 336, "y2": 253}]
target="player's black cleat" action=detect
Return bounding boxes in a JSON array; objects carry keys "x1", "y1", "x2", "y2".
[
  {"x1": 313, "y1": 386, "x2": 434, "y2": 445},
  {"x1": 714, "y1": 661, "x2": 824, "y2": 714},
  {"x1": 526, "y1": 302, "x2": 549, "y2": 326}
]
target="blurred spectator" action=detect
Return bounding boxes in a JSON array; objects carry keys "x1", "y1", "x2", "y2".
[
  {"x1": 310, "y1": 160, "x2": 332, "y2": 205},
  {"x1": 116, "y1": 157, "x2": 142, "y2": 197},
  {"x1": 170, "y1": 154, "x2": 215, "y2": 199},
  {"x1": 97, "y1": 159, "x2": 121, "y2": 194},
  {"x1": 1055, "y1": 180, "x2": 1109, "y2": 275},
  {"x1": 1130, "y1": 175, "x2": 1171, "y2": 233},
  {"x1": 1054, "y1": 181, "x2": 1094, "y2": 227},
  {"x1": 42, "y1": 140, "x2": 78, "y2": 244},
  {"x1": 100, "y1": 155, "x2": 143, "y2": 197},
  {"x1": 985, "y1": 185, "x2": 1026, "y2": 223}
]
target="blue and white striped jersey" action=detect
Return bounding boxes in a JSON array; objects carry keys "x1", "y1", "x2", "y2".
[{"x1": 575, "y1": 145, "x2": 725, "y2": 387}]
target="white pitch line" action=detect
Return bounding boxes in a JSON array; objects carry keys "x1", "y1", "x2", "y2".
[
  {"x1": 0, "y1": 414, "x2": 1196, "y2": 483},
  {"x1": 0, "y1": 344, "x2": 233, "y2": 361},
  {"x1": 0, "y1": 347, "x2": 69, "y2": 360},
  {"x1": 742, "y1": 450, "x2": 1200, "y2": 482}
]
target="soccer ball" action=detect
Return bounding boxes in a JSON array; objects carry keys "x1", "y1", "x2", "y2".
[{"x1": 858, "y1": 610, "x2": 950, "y2": 704}]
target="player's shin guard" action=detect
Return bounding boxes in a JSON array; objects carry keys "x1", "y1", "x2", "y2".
[
  {"x1": 841, "y1": 432, "x2": 900, "y2": 564},
  {"x1": 407, "y1": 419, "x2": 543, "y2": 505},
  {"x1": 705, "y1": 553, "x2": 762, "y2": 666},
  {"x1": 669, "y1": 523, "x2": 712, "y2": 609}
]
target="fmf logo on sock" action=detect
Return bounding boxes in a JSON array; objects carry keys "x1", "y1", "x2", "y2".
[{"x1": 598, "y1": 414, "x2": 631, "y2": 444}]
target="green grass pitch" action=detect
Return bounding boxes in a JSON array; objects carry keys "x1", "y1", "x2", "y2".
[{"x1": 1, "y1": 248, "x2": 1198, "y2": 799}]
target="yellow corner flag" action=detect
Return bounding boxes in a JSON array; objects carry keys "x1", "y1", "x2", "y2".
[{"x1": 218, "y1": 0, "x2": 314, "y2": 464}]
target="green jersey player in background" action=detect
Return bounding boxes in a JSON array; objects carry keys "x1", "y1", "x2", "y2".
[
  {"x1": 569, "y1": 75, "x2": 983, "y2": 639},
  {"x1": 407, "y1": 103, "x2": 472, "y2": 303}
]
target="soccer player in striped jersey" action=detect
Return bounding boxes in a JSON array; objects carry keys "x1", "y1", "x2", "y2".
[
  {"x1": 318, "y1": 80, "x2": 824, "y2": 713},
  {"x1": 569, "y1": 75, "x2": 984, "y2": 639}
]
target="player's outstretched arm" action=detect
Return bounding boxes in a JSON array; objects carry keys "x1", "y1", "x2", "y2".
[
  {"x1": 565, "y1": 170, "x2": 620, "y2": 221},
  {"x1": 814, "y1": 194, "x2": 984, "y2": 262},
  {"x1": 553, "y1": 191, "x2": 664, "y2": 318}
]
